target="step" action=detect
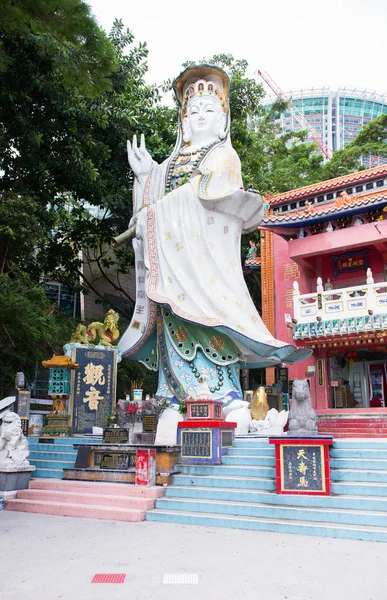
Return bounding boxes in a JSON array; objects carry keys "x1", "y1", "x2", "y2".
[
  {"x1": 320, "y1": 428, "x2": 387, "y2": 434},
  {"x1": 170, "y1": 483, "x2": 387, "y2": 510},
  {"x1": 233, "y1": 439, "x2": 270, "y2": 447},
  {"x1": 29, "y1": 478, "x2": 165, "y2": 498},
  {"x1": 331, "y1": 481, "x2": 387, "y2": 496},
  {"x1": 176, "y1": 464, "x2": 276, "y2": 477},
  {"x1": 154, "y1": 496, "x2": 387, "y2": 528},
  {"x1": 222, "y1": 456, "x2": 276, "y2": 467},
  {"x1": 28, "y1": 443, "x2": 78, "y2": 452},
  {"x1": 5, "y1": 498, "x2": 146, "y2": 521},
  {"x1": 28, "y1": 459, "x2": 75, "y2": 469},
  {"x1": 327, "y1": 433, "x2": 387, "y2": 438},
  {"x1": 27, "y1": 437, "x2": 102, "y2": 445},
  {"x1": 333, "y1": 439, "x2": 387, "y2": 448},
  {"x1": 320, "y1": 421, "x2": 387, "y2": 425},
  {"x1": 330, "y1": 448, "x2": 387, "y2": 459},
  {"x1": 226, "y1": 447, "x2": 275, "y2": 457},
  {"x1": 146, "y1": 509, "x2": 387, "y2": 543},
  {"x1": 331, "y1": 468, "x2": 387, "y2": 483},
  {"x1": 17, "y1": 489, "x2": 155, "y2": 510},
  {"x1": 29, "y1": 451, "x2": 77, "y2": 460},
  {"x1": 172, "y1": 474, "x2": 276, "y2": 491},
  {"x1": 330, "y1": 458, "x2": 387, "y2": 470},
  {"x1": 32, "y1": 468, "x2": 65, "y2": 478}
]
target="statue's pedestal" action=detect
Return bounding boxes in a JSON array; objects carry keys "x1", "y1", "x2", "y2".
[
  {"x1": 64, "y1": 444, "x2": 180, "y2": 486},
  {"x1": 177, "y1": 420, "x2": 236, "y2": 465},
  {"x1": 42, "y1": 413, "x2": 72, "y2": 437},
  {"x1": 269, "y1": 436, "x2": 333, "y2": 495},
  {"x1": 0, "y1": 463, "x2": 36, "y2": 499}
]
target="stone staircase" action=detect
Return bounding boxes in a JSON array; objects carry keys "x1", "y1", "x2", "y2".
[
  {"x1": 317, "y1": 409, "x2": 387, "y2": 438},
  {"x1": 27, "y1": 436, "x2": 102, "y2": 478},
  {"x1": 5, "y1": 479, "x2": 164, "y2": 521},
  {"x1": 146, "y1": 437, "x2": 387, "y2": 542}
]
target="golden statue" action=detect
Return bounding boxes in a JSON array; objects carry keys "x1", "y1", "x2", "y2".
[
  {"x1": 251, "y1": 386, "x2": 269, "y2": 421},
  {"x1": 70, "y1": 309, "x2": 120, "y2": 348}
]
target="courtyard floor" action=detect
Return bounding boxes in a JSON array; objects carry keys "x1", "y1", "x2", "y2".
[{"x1": 1, "y1": 511, "x2": 386, "y2": 600}]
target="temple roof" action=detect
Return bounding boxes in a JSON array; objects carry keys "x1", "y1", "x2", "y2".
[
  {"x1": 261, "y1": 189, "x2": 387, "y2": 229},
  {"x1": 265, "y1": 165, "x2": 387, "y2": 206}
]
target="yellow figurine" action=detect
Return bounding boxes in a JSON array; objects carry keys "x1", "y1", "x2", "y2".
[{"x1": 251, "y1": 386, "x2": 269, "y2": 421}]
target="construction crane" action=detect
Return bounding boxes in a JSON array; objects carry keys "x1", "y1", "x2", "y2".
[{"x1": 257, "y1": 69, "x2": 333, "y2": 160}]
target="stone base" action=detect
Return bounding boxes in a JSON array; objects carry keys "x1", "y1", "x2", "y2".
[
  {"x1": 66, "y1": 444, "x2": 180, "y2": 486},
  {"x1": 42, "y1": 413, "x2": 72, "y2": 437},
  {"x1": 0, "y1": 464, "x2": 36, "y2": 495},
  {"x1": 177, "y1": 420, "x2": 237, "y2": 465},
  {"x1": 63, "y1": 468, "x2": 175, "y2": 487},
  {"x1": 133, "y1": 433, "x2": 156, "y2": 444}
]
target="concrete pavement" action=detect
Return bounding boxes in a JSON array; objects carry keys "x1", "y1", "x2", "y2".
[{"x1": 1, "y1": 511, "x2": 387, "y2": 600}]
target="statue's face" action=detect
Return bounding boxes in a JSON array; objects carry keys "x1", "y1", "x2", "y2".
[{"x1": 185, "y1": 95, "x2": 223, "y2": 143}]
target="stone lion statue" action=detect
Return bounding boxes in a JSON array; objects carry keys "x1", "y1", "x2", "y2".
[
  {"x1": 70, "y1": 309, "x2": 120, "y2": 347},
  {"x1": 288, "y1": 379, "x2": 318, "y2": 435},
  {"x1": 0, "y1": 411, "x2": 30, "y2": 465}
]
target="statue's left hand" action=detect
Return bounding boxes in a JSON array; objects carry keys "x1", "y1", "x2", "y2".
[{"x1": 127, "y1": 134, "x2": 153, "y2": 180}]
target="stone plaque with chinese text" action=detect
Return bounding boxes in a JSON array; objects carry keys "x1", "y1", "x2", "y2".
[
  {"x1": 181, "y1": 430, "x2": 211, "y2": 458},
  {"x1": 281, "y1": 444, "x2": 325, "y2": 492},
  {"x1": 190, "y1": 404, "x2": 209, "y2": 419},
  {"x1": 103, "y1": 428, "x2": 130, "y2": 444},
  {"x1": 93, "y1": 452, "x2": 135, "y2": 470},
  {"x1": 142, "y1": 415, "x2": 157, "y2": 433},
  {"x1": 70, "y1": 347, "x2": 117, "y2": 434}
]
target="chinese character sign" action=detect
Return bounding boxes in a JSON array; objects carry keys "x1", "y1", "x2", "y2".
[
  {"x1": 331, "y1": 250, "x2": 369, "y2": 277},
  {"x1": 281, "y1": 445, "x2": 325, "y2": 492},
  {"x1": 71, "y1": 347, "x2": 117, "y2": 434}
]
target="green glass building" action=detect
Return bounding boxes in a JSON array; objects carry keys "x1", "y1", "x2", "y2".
[{"x1": 264, "y1": 88, "x2": 387, "y2": 162}]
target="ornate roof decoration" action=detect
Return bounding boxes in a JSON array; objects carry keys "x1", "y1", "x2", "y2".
[
  {"x1": 42, "y1": 355, "x2": 79, "y2": 370},
  {"x1": 261, "y1": 190, "x2": 387, "y2": 228},
  {"x1": 244, "y1": 257, "x2": 261, "y2": 268},
  {"x1": 265, "y1": 165, "x2": 387, "y2": 206}
]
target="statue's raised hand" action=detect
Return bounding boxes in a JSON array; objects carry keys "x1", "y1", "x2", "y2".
[{"x1": 127, "y1": 134, "x2": 153, "y2": 180}]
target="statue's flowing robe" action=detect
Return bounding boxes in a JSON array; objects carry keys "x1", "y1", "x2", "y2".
[{"x1": 119, "y1": 143, "x2": 310, "y2": 400}]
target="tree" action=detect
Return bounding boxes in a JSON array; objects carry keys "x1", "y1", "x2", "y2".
[
  {"x1": 0, "y1": 271, "x2": 73, "y2": 398},
  {"x1": 1, "y1": 0, "x2": 117, "y2": 96},
  {"x1": 322, "y1": 114, "x2": 387, "y2": 180},
  {"x1": 0, "y1": 19, "x2": 174, "y2": 308}
]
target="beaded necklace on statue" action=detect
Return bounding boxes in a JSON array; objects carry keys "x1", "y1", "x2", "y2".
[{"x1": 164, "y1": 141, "x2": 218, "y2": 194}]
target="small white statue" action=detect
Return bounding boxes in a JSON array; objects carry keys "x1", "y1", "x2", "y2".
[
  {"x1": 250, "y1": 408, "x2": 289, "y2": 435},
  {"x1": 224, "y1": 402, "x2": 289, "y2": 436},
  {"x1": 224, "y1": 400, "x2": 251, "y2": 435},
  {"x1": 0, "y1": 411, "x2": 30, "y2": 465},
  {"x1": 158, "y1": 403, "x2": 184, "y2": 423}
]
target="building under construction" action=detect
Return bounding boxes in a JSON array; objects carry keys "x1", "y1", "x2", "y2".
[{"x1": 260, "y1": 76, "x2": 387, "y2": 162}]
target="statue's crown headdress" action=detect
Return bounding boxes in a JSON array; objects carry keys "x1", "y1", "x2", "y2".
[
  {"x1": 182, "y1": 79, "x2": 226, "y2": 113},
  {"x1": 173, "y1": 64, "x2": 229, "y2": 118}
]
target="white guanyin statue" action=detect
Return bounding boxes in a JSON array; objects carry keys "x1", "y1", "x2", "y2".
[{"x1": 118, "y1": 64, "x2": 310, "y2": 406}]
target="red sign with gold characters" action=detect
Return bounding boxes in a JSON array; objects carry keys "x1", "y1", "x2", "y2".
[
  {"x1": 135, "y1": 449, "x2": 156, "y2": 486},
  {"x1": 331, "y1": 249, "x2": 369, "y2": 277},
  {"x1": 269, "y1": 437, "x2": 333, "y2": 495}
]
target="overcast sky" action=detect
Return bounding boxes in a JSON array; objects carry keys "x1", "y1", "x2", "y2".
[{"x1": 87, "y1": 0, "x2": 387, "y2": 101}]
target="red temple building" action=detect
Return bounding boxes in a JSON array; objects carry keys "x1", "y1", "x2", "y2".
[{"x1": 259, "y1": 165, "x2": 387, "y2": 436}]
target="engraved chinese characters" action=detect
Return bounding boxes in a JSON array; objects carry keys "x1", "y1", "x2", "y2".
[
  {"x1": 71, "y1": 348, "x2": 117, "y2": 434},
  {"x1": 181, "y1": 431, "x2": 212, "y2": 458},
  {"x1": 282, "y1": 445, "x2": 325, "y2": 492}
]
